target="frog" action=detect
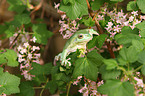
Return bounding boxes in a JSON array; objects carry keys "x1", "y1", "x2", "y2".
[{"x1": 54, "y1": 29, "x2": 99, "y2": 67}]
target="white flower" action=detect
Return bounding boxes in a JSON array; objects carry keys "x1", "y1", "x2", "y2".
[
  {"x1": 20, "y1": 48, "x2": 27, "y2": 54},
  {"x1": 28, "y1": 53, "x2": 32, "y2": 59},
  {"x1": 17, "y1": 46, "x2": 23, "y2": 51},
  {"x1": 32, "y1": 46, "x2": 40, "y2": 51},
  {"x1": 134, "y1": 77, "x2": 144, "y2": 88},
  {"x1": 106, "y1": 22, "x2": 113, "y2": 28},
  {"x1": 129, "y1": 16, "x2": 134, "y2": 22},
  {"x1": 31, "y1": 36, "x2": 37, "y2": 43},
  {"x1": 23, "y1": 42, "x2": 29, "y2": 48}
]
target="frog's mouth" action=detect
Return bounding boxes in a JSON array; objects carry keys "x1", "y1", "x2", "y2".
[{"x1": 89, "y1": 29, "x2": 99, "y2": 36}]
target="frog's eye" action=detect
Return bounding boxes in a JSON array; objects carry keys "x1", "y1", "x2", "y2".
[{"x1": 78, "y1": 34, "x2": 83, "y2": 39}]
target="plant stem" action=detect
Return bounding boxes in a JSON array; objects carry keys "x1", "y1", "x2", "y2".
[
  {"x1": 133, "y1": 65, "x2": 143, "y2": 72},
  {"x1": 66, "y1": 81, "x2": 72, "y2": 96},
  {"x1": 40, "y1": 88, "x2": 45, "y2": 96},
  {"x1": 86, "y1": 0, "x2": 115, "y2": 58}
]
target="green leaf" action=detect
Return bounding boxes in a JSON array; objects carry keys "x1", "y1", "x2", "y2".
[
  {"x1": 73, "y1": 57, "x2": 98, "y2": 81},
  {"x1": 87, "y1": 35, "x2": 98, "y2": 49},
  {"x1": 126, "y1": 46, "x2": 138, "y2": 63},
  {"x1": 0, "y1": 25, "x2": 8, "y2": 35},
  {"x1": 121, "y1": 26, "x2": 139, "y2": 35},
  {"x1": 59, "y1": 0, "x2": 88, "y2": 20},
  {"x1": 136, "y1": 21, "x2": 145, "y2": 37},
  {"x1": 137, "y1": 0, "x2": 145, "y2": 13},
  {"x1": 17, "y1": 82, "x2": 35, "y2": 96},
  {"x1": 15, "y1": 14, "x2": 31, "y2": 25},
  {"x1": 96, "y1": 34, "x2": 107, "y2": 48},
  {"x1": 127, "y1": 1, "x2": 139, "y2": 11},
  {"x1": 119, "y1": 46, "x2": 138, "y2": 63},
  {"x1": 115, "y1": 34, "x2": 141, "y2": 45},
  {"x1": 0, "y1": 67, "x2": 3, "y2": 75},
  {"x1": 87, "y1": 34, "x2": 107, "y2": 49},
  {"x1": 103, "y1": 59, "x2": 118, "y2": 70},
  {"x1": 0, "y1": 72, "x2": 20, "y2": 95},
  {"x1": 132, "y1": 40, "x2": 144, "y2": 52},
  {"x1": 138, "y1": 50, "x2": 145, "y2": 64},
  {"x1": 83, "y1": 17, "x2": 95, "y2": 27},
  {"x1": 29, "y1": 62, "x2": 52, "y2": 76},
  {"x1": 32, "y1": 24, "x2": 53, "y2": 45},
  {"x1": 87, "y1": 50, "x2": 104, "y2": 67},
  {"x1": 141, "y1": 65, "x2": 145, "y2": 75},
  {"x1": 99, "y1": 65, "x2": 121, "y2": 80},
  {"x1": 110, "y1": 0, "x2": 123, "y2": 2},
  {"x1": 5, "y1": 25, "x2": 15, "y2": 38},
  {"x1": 98, "y1": 80, "x2": 135, "y2": 96},
  {"x1": 0, "y1": 49, "x2": 19, "y2": 67},
  {"x1": 91, "y1": 0, "x2": 105, "y2": 10},
  {"x1": 7, "y1": 0, "x2": 26, "y2": 14},
  {"x1": 53, "y1": 73, "x2": 71, "y2": 82},
  {"x1": 45, "y1": 80, "x2": 57, "y2": 94}
]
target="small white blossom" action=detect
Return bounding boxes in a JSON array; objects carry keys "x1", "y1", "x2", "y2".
[{"x1": 23, "y1": 42, "x2": 29, "y2": 48}]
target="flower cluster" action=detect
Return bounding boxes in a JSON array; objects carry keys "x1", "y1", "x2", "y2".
[
  {"x1": 96, "y1": 6, "x2": 144, "y2": 38},
  {"x1": 17, "y1": 36, "x2": 40, "y2": 80},
  {"x1": 73, "y1": 76, "x2": 106, "y2": 96},
  {"x1": 54, "y1": 3, "x2": 80, "y2": 39},
  {"x1": 134, "y1": 72, "x2": 145, "y2": 96}
]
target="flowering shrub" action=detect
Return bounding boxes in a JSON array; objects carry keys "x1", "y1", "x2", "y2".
[{"x1": 1, "y1": 0, "x2": 145, "y2": 96}]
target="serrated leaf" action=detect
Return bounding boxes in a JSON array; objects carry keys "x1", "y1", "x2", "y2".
[
  {"x1": 32, "y1": 24, "x2": 53, "y2": 45},
  {"x1": 119, "y1": 46, "x2": 138, "y2": 63},
  {"x1": 137, "y1": 0, "x2": 145, "y2": 13},
  {"x1": 73, "y1": 57, "x2": 98, "y2": 81},
  {"x1": 87, "y1": 35, "x2": 98, "y2": 49},
  {"x1": 15, "y1": 14, "x2": 31, "y2": 25},
  {"x1": 17, "y1": 82, "x2": 35, "y2": 96},
  {"x1": 96, "y1": 34, "x2": 107, "y2": 48},
  {"x1": 59, "y1": 0, "x2": 88, "y2": 20},
  {"x1": 136, "y1": 21, "x2": 145, "y2": 37},
  {"x1": 117, "y1": 57, "x2": 127, "y2": 65},
  {"x1": 83, "y1": 17, "x2": 95, "y2": 27},
  {"x1": 99, "y1": 65, "x2": 121, "y2": 80},
  {"x1": 115, "y1": 34, "x2": 141, "y2": 45},
  {"x1": 126, "y1": 46, "x2": 138, "y2": 63},
  {"x1": 0, "y1": 49, "x2": 19, "y2": 67},
  {"x1": 121, "y1": 26, "x2": 139, "y2": 35},
  {"x1": 5, "y1": 25, "x2": 15, "y2": 38},
  {"x1": 45, "y1": 80, "x2": 57, "y2": 94},
  {"x1": 98, "y1": 80, "x2": 135, "y2": 96},
  {"x1": 7, "y1": 0, "x2": 26, "y2": 14},
  {"x1": 138, "y1": 50, "x2": 145, "y2": 64},
  {"x1": 0, "y1": 72, "x2": 20, "y2": 95},
  {"x1": 87, "y1": 50, "x2": 104, "y2": 67},
  {"x1": 132, "y1": 40, "x2": 144, "y2": 52},
  {"x1": 87, "y1": 34, "x2": 107, "y2": 49},
  {"x1": 29, "y1": 62, "x2": 52, "y2": 76},
  {"x1": 103, "y1": 59, "x2": 118, "y2": 70},
  {"x1": 91, "y1": 0, "x2": 105, "y2": 10},
  {"x1": 127, "y1": 1, "x2": 139, "y2": 11}
]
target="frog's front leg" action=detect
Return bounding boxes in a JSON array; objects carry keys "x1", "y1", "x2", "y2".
[{"x1": 60, "y1": 50, "x2": 71, "y2": 66}]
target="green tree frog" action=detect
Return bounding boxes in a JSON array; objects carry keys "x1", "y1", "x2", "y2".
[{"x1": 54, "y1": 29, "x2": 99, "y2": 66}]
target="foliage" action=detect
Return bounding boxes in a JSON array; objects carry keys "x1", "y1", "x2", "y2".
[{"x1": 0, "y1": 0, "x2": 145, "y2": 96}]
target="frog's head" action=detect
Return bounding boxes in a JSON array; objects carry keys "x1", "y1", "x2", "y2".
[{"x1": 73, "y1": 29, "x2": 99, "y2": 43}]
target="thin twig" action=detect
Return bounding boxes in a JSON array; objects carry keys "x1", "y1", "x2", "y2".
[
  {"x1": 86, "y1": 0, "x2": 115, "y2": 58},
  {"x1": 9, "y1": 33, "x2": 20, "y2": 49}
]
